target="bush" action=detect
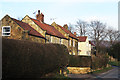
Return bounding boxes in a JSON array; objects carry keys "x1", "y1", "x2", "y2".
[
  {"x1": 108, "y1": 61, "x2": 120, "y2": 67},
  {"x1": 92, "y1": 54, "x2": 109, "y2": 70},
  {"x1": 2, "y1": 38, "x2": 69, "y2": 79},
  {"x1": 68, "y1": 55, "x2": 91, "y2": 67}
]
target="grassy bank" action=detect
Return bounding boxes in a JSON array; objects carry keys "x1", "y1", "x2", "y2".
[
  {"x1": 108, "y1": 61, "x2": 120, "y2": 67},
  {"x1": 91, "y1": 67, "x2": 113, "y2": 74}
]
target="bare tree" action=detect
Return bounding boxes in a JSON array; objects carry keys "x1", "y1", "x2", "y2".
[
  {"x1": 75, "y1": 20, "x2": 88, "y2": 36},
  {"x1": 17, "y1": 17, "x2": 23, "y2": 21},
  {"x1": 88, "y1": 21, "x2": 108, "y2": 52},
  {"x1": 107, "y1": 28, "x2": 120, "y2": 44}
]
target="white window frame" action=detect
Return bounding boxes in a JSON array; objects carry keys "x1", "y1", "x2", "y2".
[
  {"x1": 2, "y1": 26, "x2": 11, "y2": 36},
  {"x1": 60, "y1": 39, "x2": 61, "y2": 44},
  {"x1": 73, "y1": 40, "x2": 75, "y2": 47},
  {"x1": 69, "y1": 40, "x2": 71, "y2": 46},
  {"x1": 73, "y1": 52, "x2": 75, "y2": 55}
]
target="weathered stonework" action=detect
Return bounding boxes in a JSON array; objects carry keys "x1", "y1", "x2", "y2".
[
  {"x1": 61, "y1": 39, "x2": 68, "y2": 48},
  {"x1": 51, "y1": 36, "x2": 60, "y2": 44},
  {"x1": 22, "y1": 15, "x2": 46, "y2": 37},
  {"x1": 1, "y1": 15, "x2": 25, "y2": 40},
  {"x1": 1, "y1": 15, "x2": 45, "y2": 43},
  {"x1": 28, "y1": 35, "x2": 45, "y2": 43},
  {"x1": 51, "y1": 22, "x2": 78, "y2": 55},
  {"x1": 51, "y1": 22, "x2": 69, "y2": 39},
  {"x1": 67, "y1": 67, "x2": 91, "y2": 74}
]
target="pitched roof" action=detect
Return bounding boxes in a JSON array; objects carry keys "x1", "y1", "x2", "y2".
[
  {"x1": 89, "y1": 41, "x2": 95, "y2": 46},
  {"x1": 57, "y1": 25, "x2": 78, "y2": 39},
  {"x1": 30, "y1": 18, "x2": 67, "y2": 39},
  {"x1": 77, "y1": 36, "x2": 87, "y2": 42},
  {"x1": 11, "y1": 18, "x2": 45, "y2": 39}
]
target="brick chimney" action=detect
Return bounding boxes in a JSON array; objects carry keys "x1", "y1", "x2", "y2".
[
  {"x1": 74, "y1": 32, "x2": 76, "y2": 36},
  {"x1": 63, "y1": 24, "x2": 68, "y2": 30},
  {"x1": 40, "y1": 13, "x2": 44, "y2": 22},
  {"x1": 36, "y1": 10, "x2": 44, "y2": 22}
]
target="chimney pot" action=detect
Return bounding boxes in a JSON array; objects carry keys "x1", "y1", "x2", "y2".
[
  {"x1": 63, "y1": 24, "x2": 68, "y2": 30},
  {"x1": 36, "y1": 10, "x2": 44, "y2": 22},
  {"x1": 38, "y1": 10, "x2": 40, "y2": 14},
  {"x1": 74, "y1": 32, "x2": 76, "y2": 36}
]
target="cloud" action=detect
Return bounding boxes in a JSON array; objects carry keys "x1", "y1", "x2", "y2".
[{"x1": 1, "y1": 0, "x2": 119, "y2": 3}]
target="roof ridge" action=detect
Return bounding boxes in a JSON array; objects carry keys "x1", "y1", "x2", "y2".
[
  {"x1": 57, "y1": 24, "x2": 77, "y2": 39},
  {"x1": 11, "y1": 17, "x2": 45, "y2": 39},
  {"x1": 30, "y1": 17, "x2": 67, "y2": 39}
]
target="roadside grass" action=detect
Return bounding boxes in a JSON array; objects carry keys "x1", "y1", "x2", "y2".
[
  {"x1": 43, "y1": 72, "x2": 70, "y2": 79},
  {"x1": 54, "y1": 73, "x2": 70, "y2": 78},
  {"x1": 108, "y1": 61, "x2": 120, "y2": 67},
  {"x1": 90, "y1": 67, "x2": 113, "y2": 74}
]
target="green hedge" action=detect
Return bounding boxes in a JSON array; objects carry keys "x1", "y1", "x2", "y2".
[
  {"x1": 2, "y1": 38, "x2": 69, "y2": 79},
  {"x1": 68, "y1": 55, "x2": 91, "y2": 67}
]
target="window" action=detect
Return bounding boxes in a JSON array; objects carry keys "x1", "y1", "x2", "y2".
[
  {"x1": 73, "y1": 53, "x2": 75, "y2": 55},
  {"x1": 60, "y1": 39, "x2": 61, "y2": 44},
  {"x1": 73, "y1": 40, "x2": 75, "y2": 47},
  {"x1": 86, "y1": 43, "x2": 88, "y2": 46},
  {"x1": 2, "y1": 26, "x2": 11, "y2": 36},
  {"x1": 69, "y1": 40, "x2": 71, "y2": 46},
  {"x1": 46, "y1": 36, "x2": 51, "y2": 43}
]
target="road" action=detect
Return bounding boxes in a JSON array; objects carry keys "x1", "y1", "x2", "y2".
[
  {"x1": 93, "y1": 66, "x2": 119, "y2": 78},
  {"x1": 67, "y1": 66, "x2": 120, "y2": 79}
]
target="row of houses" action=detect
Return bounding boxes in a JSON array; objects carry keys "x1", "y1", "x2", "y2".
[{"x1": 1, "y1": 10, "x2": 95, "y2": 56}]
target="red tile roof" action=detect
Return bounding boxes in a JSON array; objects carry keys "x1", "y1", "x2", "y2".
[
  {"x1": 57, "y1": 25, "x2": 78, "y2": 39},
  {"x1": 11, "y1": 18, "x2": 45, "y2": 39},
  {"x1": 89, "y1": 41, "x2": 95, "y2": 46},
  {"x1": 30, "y1": 18, "x2": 67, "y2": 39},
  {"x1": 77, "y1": 36, "x2": 87, "y2": 42}
]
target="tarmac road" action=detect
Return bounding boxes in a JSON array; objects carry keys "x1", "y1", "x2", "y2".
[{"x1": 93, "y1": 66, "x2": 119, "y2": 78}]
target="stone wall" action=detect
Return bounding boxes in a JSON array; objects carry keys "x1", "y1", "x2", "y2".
[
  {"x1": 51, "y1": 36, "x2": 60, "y2": 44},
  {"x1": 1, "y1": 15, "x2": 24, "y2": 40},
  {"x1": 68, "y1": 38, "x2": 78, "y2": 55},
  {"x1": 51, "y1": 22, "x2": 69, "y2": 39},
  {"x1": 28, "y1": 35, "x2": 45, "y2": 43},
  {"x1": 22, "y1": 15, "x2": 46, "y2": 37},
  {"x1": 67, "y1": 67, "x2": 91, "y2": 74},
  {"x1": 1, "y1": 15, "x2": 45, "y2": 43},
  {"x1": 61, "y1": 39, "x2": 68, "y2": 48}
]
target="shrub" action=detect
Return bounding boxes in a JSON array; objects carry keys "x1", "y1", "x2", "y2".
[
  {"x1": 2, "y1": 38, "x2": 69, "y2": 79},
  {"x1": 108, "y1": 42, "x2": 120, "y2": 61},
  {"x1": 68, "y1": 55, "x2": 91, "y2": 67},
  {"x1": 92, "y1": 54, "x2": 109, "y2": 70}
]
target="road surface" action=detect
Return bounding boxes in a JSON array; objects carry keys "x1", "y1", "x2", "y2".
[{"x1": 93, "y1": 66, "x2": 119, "y2": 78}]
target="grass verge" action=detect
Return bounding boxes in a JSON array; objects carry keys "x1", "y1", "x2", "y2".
[
  {"x1": 108, "y1": 61, "x2": 120, "y2": 67},
  {"x1": 91, "y1": 67, "x2": 113, "y2": 74}
]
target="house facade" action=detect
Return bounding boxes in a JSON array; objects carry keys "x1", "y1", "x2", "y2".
[
  {"x1": 22, "y1": 10, "x2": 68, "y2": 46},
  {"x1": 51, "y1": 22, "x2": 78, "y2": 55},
  {"x1": 1, "y1": 10, "x2": 93, "y2": 56},
  {"x1": 1, "y1": 15, "x2": 45, "y2": 43},
  {"x1": 78, "y1": 36, "x2": 91, "y2": 56}
]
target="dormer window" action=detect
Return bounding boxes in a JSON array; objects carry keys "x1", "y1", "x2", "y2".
[{"x1": 2, "y1": 26, "x2": 11, "y2": 36}]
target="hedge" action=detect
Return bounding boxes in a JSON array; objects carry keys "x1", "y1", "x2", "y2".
[
  {"x1": 2, "y1": 38, "x2": 69, "y2": 79},
  {"x1": 68, "y1": 55, "x2": 91, "y2": 67}
]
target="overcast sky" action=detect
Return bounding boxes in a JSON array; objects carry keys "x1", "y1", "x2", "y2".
[{"x1": 0, "y1": 0, "x2": 119, "y2": 30}]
